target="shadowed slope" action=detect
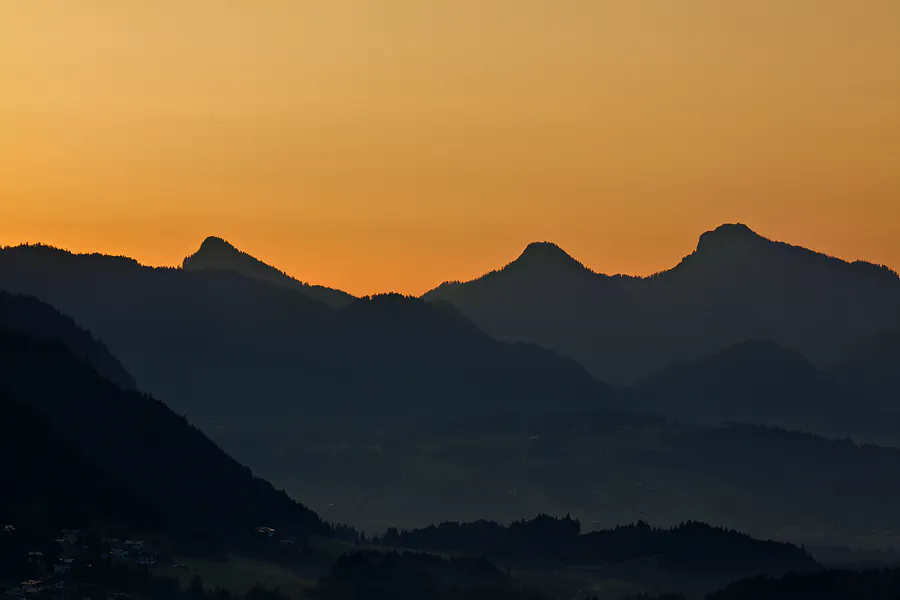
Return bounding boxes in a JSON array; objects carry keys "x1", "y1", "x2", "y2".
[
  {"x1": 0, "y1": 290, "x2": 135, "y2": 390},
  {"x1": 0, "y1": 328, "x2": 328, "y2": 551}
]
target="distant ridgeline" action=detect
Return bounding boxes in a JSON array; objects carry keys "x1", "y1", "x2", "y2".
[
  {"x1": 3, "y1": 227, "x2": 900, "y2": 445},
  {"x1": 0, "y1": 243, "x2": 611, "y2": 419}
]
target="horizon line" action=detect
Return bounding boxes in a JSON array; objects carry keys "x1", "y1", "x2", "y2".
[{"x1": 3, "y1": 222, "x2": 899, "y2": 298}]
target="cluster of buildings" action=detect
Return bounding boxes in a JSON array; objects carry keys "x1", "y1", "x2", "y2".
[
  {"x1": 7, "y1": 533, "x2": 85, "y2": 599},
  {"x1": 7, "y1": 581, "x2": 133, "y2": 600},
  {"x1": 2, "y1": 527, "x2": 169, "y2": 600}
]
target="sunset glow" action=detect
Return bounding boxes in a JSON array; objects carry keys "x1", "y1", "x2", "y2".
[{"x1": 2, "y1": 0, "x2": 899, "y2": 295}]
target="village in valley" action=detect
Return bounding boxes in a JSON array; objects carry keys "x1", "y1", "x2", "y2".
[
  {"x1": 2, "y1": 522, "x2": 318, "y2": 600},
  {"x1": 1, "y1": 524, "x2": 183, "y2": 600}
]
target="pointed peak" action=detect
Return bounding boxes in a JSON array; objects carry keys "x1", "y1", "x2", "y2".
[
  {"x1": 182, "y1": 236, "x2": 355, "y2": 307},
  {"x1": 696, "y1": 223, "x2": 766, "y2": 253},
  {"x1": 183, "y1": 236, "x2": 248, "y2": 270}
]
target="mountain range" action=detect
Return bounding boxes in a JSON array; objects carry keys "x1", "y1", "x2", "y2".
[
  {"x1": 425, "y1": 223, "x2": 900, "y2": 383},
  {"x1": 3, "y1": 225, "x2": 900, "y2": 550},
  {"x1": 0, "y1": 243, "x2": 609, "y2": 420},
  {"x1": 5, "y1": 224, "x2": 897, "y2": 441},
  {"x1": 0, "y1": 262, "x2": 858, "y2": 600}
]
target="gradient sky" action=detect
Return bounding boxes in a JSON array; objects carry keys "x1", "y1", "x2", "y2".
[{"x1": 2, "y1": 1, "x2": 899, "y2": 295}]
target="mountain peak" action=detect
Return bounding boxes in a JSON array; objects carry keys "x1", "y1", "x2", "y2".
[
  {"x1": 196, "y1": 235, "x2": 238, "y2": 254},
  {"x1": 183, "y1": 236, "x2": 246, "y2": 269},
  {"x1": 504, "y1": 241, "x2": 592, "y2": 276},
  {"x1": 182, "y1": 236, "x2": 355, "y2": 308},
  {"x1": 696, "y1": 223, "x2": 767, "y2": 254},
  {"x1": 515, "y1": 242, "x2": 584, "y2": 269}
]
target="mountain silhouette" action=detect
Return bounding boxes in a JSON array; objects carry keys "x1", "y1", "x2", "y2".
[
  {"x1": 509, "y1": 241, "x2": 591, "y2": 273},
  {"x1": 0, "y1": 327, "x2": 328, "y2": 553},
  {"x1": 425, "y1": 223, "x2": 900, "y2": 383},
  {"x1": 693, "y1": 222, "x2": 768, "y2": 253},
  {"x1": 625, "y1": 339, "x2": 900, "y2": 442},
  {"x1": 183, "y1": 236, "x2": 354, "y2": 308},
  {"x1": 0, "y1": 244, "x2": 611, "y2": 420},
  {"x1": 5, "y1": 237, "x2": 900, "y2": 550}
]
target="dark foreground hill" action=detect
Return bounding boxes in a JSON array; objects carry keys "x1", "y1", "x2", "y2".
[
  {"x1": 425, "y1": 223, "x2": 900, "y2": 384},
  {"x1": 0, "y1": 325, "x2": 328, "y2": 554}
]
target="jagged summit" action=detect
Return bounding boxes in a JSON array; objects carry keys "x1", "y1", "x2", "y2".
[{"x1": 695, "y1": 223, "x2": 768, "y2": 254}]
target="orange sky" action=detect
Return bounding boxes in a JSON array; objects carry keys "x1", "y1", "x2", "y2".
[{"x1": 1, "y1": 0, "x2": 899, "y2": 296}]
